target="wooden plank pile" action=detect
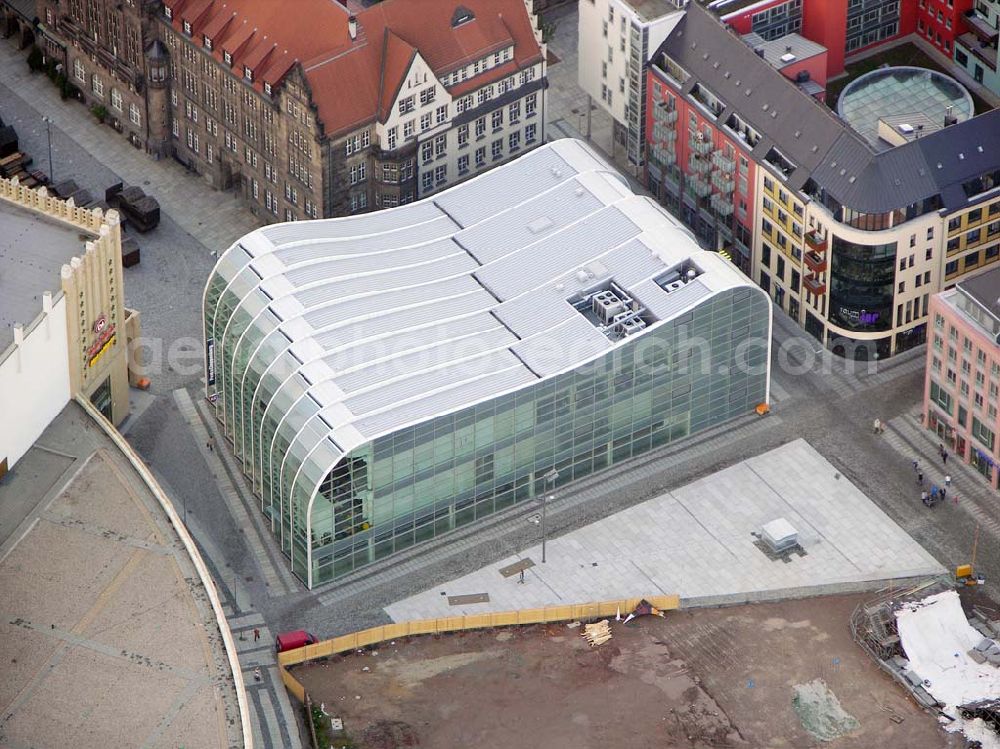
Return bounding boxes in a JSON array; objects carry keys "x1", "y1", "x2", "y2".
[{"x1": 582, "y1": 620, "x2": 612, "y2": 647}]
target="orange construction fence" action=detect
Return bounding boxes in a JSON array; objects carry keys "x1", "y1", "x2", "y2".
[{"x1": 278, "y1": 594, "x2": 680, "y2": 701}]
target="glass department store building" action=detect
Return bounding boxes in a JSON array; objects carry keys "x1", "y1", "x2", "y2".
[{"x1": 203, "y1": 140, "x2": 772, "y2": 588}]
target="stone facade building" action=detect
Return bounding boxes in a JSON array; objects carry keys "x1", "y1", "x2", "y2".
[
  {"x1": 0, "y1": 178, "x2": 138, "y2": 475},
  {"x1": 36, "y1": 0, "x2": 164, "y2": 153},
  {"x1": 160, "y1": 0, "x2": 547, "y2": 221},
  {"x1": 33, "y1": 0, "x2": 547, "y2": 221}
]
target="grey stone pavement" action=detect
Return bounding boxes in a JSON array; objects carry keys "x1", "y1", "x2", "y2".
[
  {"x1": 5, "y1": 10, "x2": 1000, "y2": 745},
  {"x1": 386, "y1": 439, "x2": 944, "y2": 621}
]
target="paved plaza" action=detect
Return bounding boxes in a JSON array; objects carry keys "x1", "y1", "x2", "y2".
[
  {"x1": 385, "y1": 439, "x2": 944, "y2": 621},
  {"x1": 0, "y1": 404, "x2": 242, "y2": 749}
]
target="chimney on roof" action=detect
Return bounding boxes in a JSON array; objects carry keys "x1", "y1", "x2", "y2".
[
  {"x1": 348, "y1": 15, "x2": 358, "y2": 41},
  {"x1": 944, "y1": 105, "x2": 958, "y2": 127},
  {"x1": 785, "y1": 45, "x2": 792, "y2": 52}
]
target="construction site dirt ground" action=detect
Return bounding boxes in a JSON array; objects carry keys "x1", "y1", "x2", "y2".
[{"x1": 294, "y1": 593, "x2": 966, "y2": 749}]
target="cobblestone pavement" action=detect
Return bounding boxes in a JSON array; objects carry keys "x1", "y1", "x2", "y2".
[{"x1": 0, "y1": 40, "x2": 261, "y2": 252}]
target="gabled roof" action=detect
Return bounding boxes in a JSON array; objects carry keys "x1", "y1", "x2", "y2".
[
  {"x1": 658, "y1": 3, "x2": 848, "y2": 190},
  {"x1": 656, "y1": 2, "x2": 1000, "y2": 213},
  {"x1": 161, "y1": 0, "x2": 543, "y2": 139},
  {"x1": 376, "y1": 30, "x2": 417, "y2": 122}
]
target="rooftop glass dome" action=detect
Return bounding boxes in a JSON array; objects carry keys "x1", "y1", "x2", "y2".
[{"x1": 837, "y1": 66, "x2": 973, "y2": 150}]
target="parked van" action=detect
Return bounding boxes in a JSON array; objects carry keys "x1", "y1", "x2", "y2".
[{"x1": 275, "y1": 630, "x2": 317, "y2": 652}]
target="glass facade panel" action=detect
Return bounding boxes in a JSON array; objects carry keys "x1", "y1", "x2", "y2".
[
  {"x1": 829, "y1": 236, "x2": 897, "y2": 332},
  {"x1": 300, "y1": 287, "x2": 769, "y2": 586}
]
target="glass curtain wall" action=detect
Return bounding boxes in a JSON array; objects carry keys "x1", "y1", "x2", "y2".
[
  {"x1": 307, "y1": 287, "x2": 769, "y2": 585},
  {"x1": 206, "y1": 257, "x2": 770, "y2": 588}
]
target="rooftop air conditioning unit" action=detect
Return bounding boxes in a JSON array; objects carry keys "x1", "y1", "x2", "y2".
[
  {"x1": 593, "y1": 290, "x2": 625, "y2": 323},
  {"x1": 761, "y1": 518, "x2": 798, "y2": 553},
  {"x1": 613, "y1": 311, "x2": 647, "y2": 337}
]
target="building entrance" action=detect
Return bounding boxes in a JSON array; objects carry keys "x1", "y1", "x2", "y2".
[{"x1": 90, "y1": 376, "x2": 112, "y2": 421}]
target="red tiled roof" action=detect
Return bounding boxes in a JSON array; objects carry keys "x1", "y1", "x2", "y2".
[
  {"x1": 377, "y1": 30, "x2": 417, "y2": 122},
  {"x1": 161, "y1": 0, "x2": 542, "y2": 138}
]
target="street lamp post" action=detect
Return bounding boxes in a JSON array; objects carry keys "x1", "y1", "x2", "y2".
[
  {"x1": 541, "y1": 468, "x2": 558, "y2": 563},
  {"x1": 42, "y1": 116, "x2": 53, "y2": 182}
]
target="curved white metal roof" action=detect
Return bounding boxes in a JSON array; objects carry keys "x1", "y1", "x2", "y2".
[{"x1": 210, "y1": 139, "x2": 753, "y2": 460}]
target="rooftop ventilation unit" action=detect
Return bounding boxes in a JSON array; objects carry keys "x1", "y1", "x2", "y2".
[
  {"x1": 592, "y1": 290, "x2": 626, "y2": 324},
  {"x1": 612, "y1": 311, "x2": 647, "y2": 338},
  {"x1": 761, "y1": 518, "x2": 798, "y2": 553},
  {"x1": 897, "y1": 123, "x2": 914, "y2": 134},
  {"x1": 780, "y1": 52, "x2": 796, "y2": 63}
]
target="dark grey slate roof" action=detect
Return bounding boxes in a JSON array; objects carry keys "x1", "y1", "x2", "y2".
[
  {"x1": 916, "y1": 111, "x2": 1000, "y2": 211},
  {"x1": 3, "y1": 0, "x2": 35, "y2": 22},
  {"x1": 659, "y1": 3, "x2": 854, "y2": 186},
  {"x1": 658, "y1": 1, "x2": 1000, "y2": 215}
]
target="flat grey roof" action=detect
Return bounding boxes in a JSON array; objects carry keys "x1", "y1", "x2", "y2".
[
  {"x1": 957, "y1": 266, "x2": 1000, "y2": 321},
  {"x1": 0, "y1": 201, "x2": 90, "y2": 350},
  {"x1": 743, "y1": 32, "x2": 827, "y2": 69},
  {"x1": 621, "y1": 0, "x2": 684, "y2": 22}
]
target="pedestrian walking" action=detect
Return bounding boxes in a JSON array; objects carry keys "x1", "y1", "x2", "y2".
[
  {"x1": 207, "y1": 440, "x2": 213, "y2": 452},
  {"x1": 917, "y1": 471, "x2": 923, "y2": 485},
  {"x1": 253, "y1": 666, "x2": 262, "y2": 682},
  {"x1": 253, "y1": 627, "x2": 260, "y2": 642},
  {"x1": 939, "y1": 443, "x2": 944, "y2": 456},
  {"x1": 873, "y1": 418, "x2": 881, "y2": 434},
  {"x1": 945, "y1": 474, "x2": 951, "y2": 487},
  {"x1": 912, "y1": 459, "x2": 919, "y2": 472},
  {"x1": 940, "y1": 487, "x2": 947, "y2": 502},
  {"x1": 921, "y1": 490, "x2": 928, "y2": 504},
  {"x1": 518, "y1": 570, "x2": 525, "y2": 584},
  {"x1": 943, "y1": 451, "x2": 948, "y2": 465}
]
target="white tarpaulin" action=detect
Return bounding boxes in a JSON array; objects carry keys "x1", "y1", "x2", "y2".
[{"x1": 896, "y1": 590, "x2": 1000, "y2": 747}]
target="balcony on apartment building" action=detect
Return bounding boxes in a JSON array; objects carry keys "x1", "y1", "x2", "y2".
[
  {"x1": 690, "y1": 134, "x2": 713, "y2": 156},
  {"x1": 710, "y1": 151, "x2": 734, "y2": 173},
  {"x1": 687, "y1": 174, "x2": 713, "y2": 199},
  {"x1": 655, "y1": 101, "x2": 679, "y2": 126},
  {"x1": 965, "y1": 9, "x2": 999, "y2": 43},
  {"x1": 958, "y1": 31, "x2": 999, "y2": 70},
  {"x1": 804, "y1": 250, "x2": 827, "y2": 273},
  {"x1": 688, "y1": 153, "x2": 711, "y2": 174},
  {"x1": 803, "y1": 275, "x2": 827, "y2": 295},
  {"x1": 805, "y1": 230, "x2": 828, "y2": 252},
  {"x1": 710, "y1": 193, "x2": 734, "y2": 216},
  {"x1": 710, "y1": 171, "x2": 734, "y2": 194}
]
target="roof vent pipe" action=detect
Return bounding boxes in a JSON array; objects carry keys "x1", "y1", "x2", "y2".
[{"x1": 348, "y1": 15, "x2": 358, "y2": 40}]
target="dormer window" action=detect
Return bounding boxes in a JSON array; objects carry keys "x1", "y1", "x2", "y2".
[
  {"x1": 264, "y1": 82, "x2": 272, "y2": 95},
  {"x1": 244, "y1": 65, "x2": 253, "y2": 82},
  {"x1": 182, "y1": 20, "x2": 191, "y2": 35},
  {"x1": 451, "y1": 6, "x2": 475, "y2": 27},
  {"x1": 203, "y1": 35, "x2": 212, "y2": 50},
  {"x1": 224, "y1": 51, "x2": 232, "y2": 65},
  {"x1": 164, "y1": 6, "x2": 172, "y2": 19}
]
